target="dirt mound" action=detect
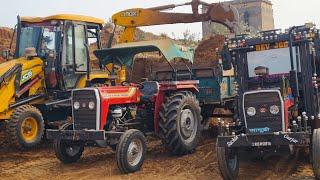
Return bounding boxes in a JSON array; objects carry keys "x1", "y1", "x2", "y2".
[
  {"x1": 194, "y1": 35, "x2": 225, "y2": 63},
  {"x1": 0, "y1": 27, "x2": 14, "y2": 63},
  {"x1": 129, "y1": 35, "x2": 226, "y2": 82}
]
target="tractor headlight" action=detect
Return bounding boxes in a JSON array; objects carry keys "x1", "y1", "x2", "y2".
[
  {"x1": 73, "y1": 101, "x2": 80, "y2": 110},
  {"x1": 270, "y1": 105, "x2": 280, "y2": 115},
  {"x1": 89, "y1": 101, "x2": 95, "y2": 110},
  {"x1": 247, "y1": 107, "x2": 256, "y2": 116}
]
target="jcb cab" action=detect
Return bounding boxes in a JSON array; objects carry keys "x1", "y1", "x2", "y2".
[
  {"x1": 47, "y1": 40, "x2": 203, "y2": 173},
  {"x1": 216, "y1": 24, "x2": 320, "y2": 179},
  {"x1": 0, "y1": 14, "x2": 109, "y2": 149}
]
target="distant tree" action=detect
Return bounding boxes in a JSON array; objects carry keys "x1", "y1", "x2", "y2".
[
  {"x1": 181, "y1": 29, "x2": 198, "y2": 46},
  {"x1": 159, "y1": 33, "x2": 169, "y2": 39}
]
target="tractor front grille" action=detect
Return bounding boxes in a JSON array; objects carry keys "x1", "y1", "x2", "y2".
[
  {"x1": 72, "y1": 89, "x2": 99, "y2": 130},
  {"x1": 243, "y1": 90, "x2": 283, "y2": 134}
]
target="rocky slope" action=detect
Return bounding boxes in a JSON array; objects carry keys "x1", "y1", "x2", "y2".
[{"x1": 0, "y1": 27, "x2": 14, "y2": 63}]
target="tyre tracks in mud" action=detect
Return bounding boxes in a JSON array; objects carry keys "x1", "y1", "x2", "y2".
[{"x1": 0, "y1": 136, "x2": 315, "y2": 180}]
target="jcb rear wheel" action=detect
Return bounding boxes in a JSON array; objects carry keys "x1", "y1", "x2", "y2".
[
  {"x1": 7, "y1": 105, "x2": 44, "y2": 149},
  {"x1": 312, "y1": 128, "x2": 320, "y2": 178},
  {"x1": 159, "y1": 91, "x2": 202, "y2": 155}
]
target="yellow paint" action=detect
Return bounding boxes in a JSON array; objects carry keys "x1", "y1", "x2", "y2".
[
  {"x1": 117, "y1": 66, "x2": 127, "y2": 84},
  {"x1": 0, "y1": 110, "x2": 13, "y2": 120},
  {"x1": 29, "y1": 77, "x2": 45, "y2": 95},
  {"x1": 21, "y1": 14, "x2": 104, "y2": 26},
  {"x1": 256, "y1": 41, "x2": 289, "y2": 51},
  {"x1": 0, "y1": 76, "x2": 16, "y2": 118},
  {"x1": 119, "y1": 27, "x2": 136, "y2": 43},
  {"x1": 20, "y1": 117, "x2": 38, "y2": 142},
  {"x1": 101, "y1": 87, "x2": 137, "y2": 98},
  {"x1": 220, "y1": 82, "x2": 228, "y2": 92},
  {"x1": 104, "y1": 64, "x2": 126, "y2": 84},
  {"x1": 0, "y1": 57, "x2": 45, "y2": 120},
  {"x1": 76, "y1": 73, "x2": 109, "y2": 88}
]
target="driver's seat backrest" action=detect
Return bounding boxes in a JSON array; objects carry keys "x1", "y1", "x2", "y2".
[{"x1": 140, "y1": 81, "x2": 160, "y2": 97}]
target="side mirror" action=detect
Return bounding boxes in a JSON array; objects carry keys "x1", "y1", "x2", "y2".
[
  {"x1": 221, "y1": 47, "x2": 232, "y2": 71},
  {"x1": 1, "y1": 49, "x2": 10, "y2": 60}
]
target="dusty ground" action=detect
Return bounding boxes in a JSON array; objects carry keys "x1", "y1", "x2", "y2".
[{"x1": 0, "y1": 132, "x2": 316, "y2": 180}]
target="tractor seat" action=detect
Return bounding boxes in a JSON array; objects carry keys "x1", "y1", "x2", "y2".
[{"x1": 140, "y1": 81, "x2": 159, "y2": 100}]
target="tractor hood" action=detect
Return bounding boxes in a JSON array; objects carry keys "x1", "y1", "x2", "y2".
[
  {"x1": 94, "y1": 39, "x2": 194, "y2": 68},
  {"x1": 0, "y1": 57, "x2": 43, "y2": 83}
]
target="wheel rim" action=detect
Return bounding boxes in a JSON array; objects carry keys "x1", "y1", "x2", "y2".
[
  {"x1": 180, "y1": 107, "x2": 197, "y2": 143},
  {"x1": 127, "y1": 139, "x2": 143, "y2": 167},
  {"x1": 227, "y1": 149, "x2": 238, "y2": 171},
  {"x1": 20, "y1": 117, "x2": 38, "y2": 142},
  {"x1": 65, "y1": 144, "x2": 81, "y2": 157}
]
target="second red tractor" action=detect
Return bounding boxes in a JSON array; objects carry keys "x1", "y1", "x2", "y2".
[{"x1": 47, "y1": 40, "x2": 203, "y2": 173}]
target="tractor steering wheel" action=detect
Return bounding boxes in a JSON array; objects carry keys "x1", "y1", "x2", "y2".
[{"x1": 121, "y1": 81, "x2": 144, "y2": 89}]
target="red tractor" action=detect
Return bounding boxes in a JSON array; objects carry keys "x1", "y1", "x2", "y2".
[{"x1": 46, "y1": 40, "x2": 202, "y2": 173}]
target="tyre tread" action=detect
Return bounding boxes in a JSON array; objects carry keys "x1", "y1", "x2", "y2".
[{"x1": 7, "y1": 105, "x2": 44, "y2": 150}]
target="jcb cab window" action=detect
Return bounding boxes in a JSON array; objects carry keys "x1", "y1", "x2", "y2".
[
  {"x1": 74, "y1": 24, "x2": 88, "y2": 72},
  {"x1": 63, "y1": 23, "x2": 88, "y2": 72}
]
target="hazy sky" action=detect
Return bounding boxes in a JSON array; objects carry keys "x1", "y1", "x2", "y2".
[{"x1": 0, "y1": 0, "x2": 319, "y2": 38}]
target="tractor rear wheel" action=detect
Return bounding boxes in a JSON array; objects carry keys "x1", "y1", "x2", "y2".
[
  {"x1": 116, "y1": 129, "x2": 146, "y2": 173},
  {"x1": 159, "y1": 91, "x2": 202, "y2": 155},
  {"x1": 217, "y1": 143, "x2": 239, "y2": 180},
  {"x1": 312, "y1": 128, "x2": 320, "y2": 178},
  {"x1": 7, "y1": 105, "x2": 44, "y2": 149},
  {"x1": 53, "y1": 123, "x2": 84, "y2": 164}
]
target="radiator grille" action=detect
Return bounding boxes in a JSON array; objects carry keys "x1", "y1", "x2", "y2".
[
  {"x1": 243, "y1": 91, "x2": 283, "y2": 133},
  {"x1": 72, "y1": 89, "x2": 98, "y2": 130}
]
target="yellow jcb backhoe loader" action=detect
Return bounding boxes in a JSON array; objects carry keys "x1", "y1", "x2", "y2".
[{"x1": 0, "y1": 14, "x2": 111, "y2": 149}]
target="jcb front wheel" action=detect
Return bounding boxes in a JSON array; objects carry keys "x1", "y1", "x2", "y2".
[{"x1": 7, "y1": 105, "x2": 44, "y2": 149}]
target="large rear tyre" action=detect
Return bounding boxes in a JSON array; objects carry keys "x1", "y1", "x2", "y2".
[
  {"x1": 53, "y1": 123, "x2": 84, "y2": 164},
  {"x1": 116, "y1": 129, "x2": 146, "y2": 174},
  {"x1": 7, "y1": 105, "x2": 44, "y2": 149},
  {"x1": 312, "y1": 128, "x2": 320, "y2": 178},
  {"x1": 159, "y1": 91, "x2": 202, "y2": 155},
  {"x1": 217, "y1": 142, "x2": 239, "y2": 180}
]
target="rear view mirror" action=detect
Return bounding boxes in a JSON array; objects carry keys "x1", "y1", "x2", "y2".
[{"x1": 221, "y1": 47, "x2": 232, "y2": 71}]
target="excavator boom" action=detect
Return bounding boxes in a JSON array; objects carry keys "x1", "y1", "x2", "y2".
[{"x1": 112, "y1": 0, "x2": 239, "y2": 43}]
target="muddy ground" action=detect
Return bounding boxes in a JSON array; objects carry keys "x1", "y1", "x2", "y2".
[{"x1": 0, "y1": 131, "x2": 316, "y2": 180}]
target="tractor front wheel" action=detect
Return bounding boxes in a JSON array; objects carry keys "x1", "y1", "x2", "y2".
[
  {"x1": 312, "y1": 128, "x2": 320, "y2": 178},
  {"x1": 159, "y1": 91, "x2": 202, "y2": 155},
  {"x1": 116, "y1": 129, "x2": 146, "y2": 173},
  {"x1": 217, "y1": 143, "x2": 239, "y2": 180},
  {"x1": 7, "y1": 105, "x2": 44, "y2": 149},
  {"x1": 53, "y1": 123, "x2": 84, "y2": 164}
]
